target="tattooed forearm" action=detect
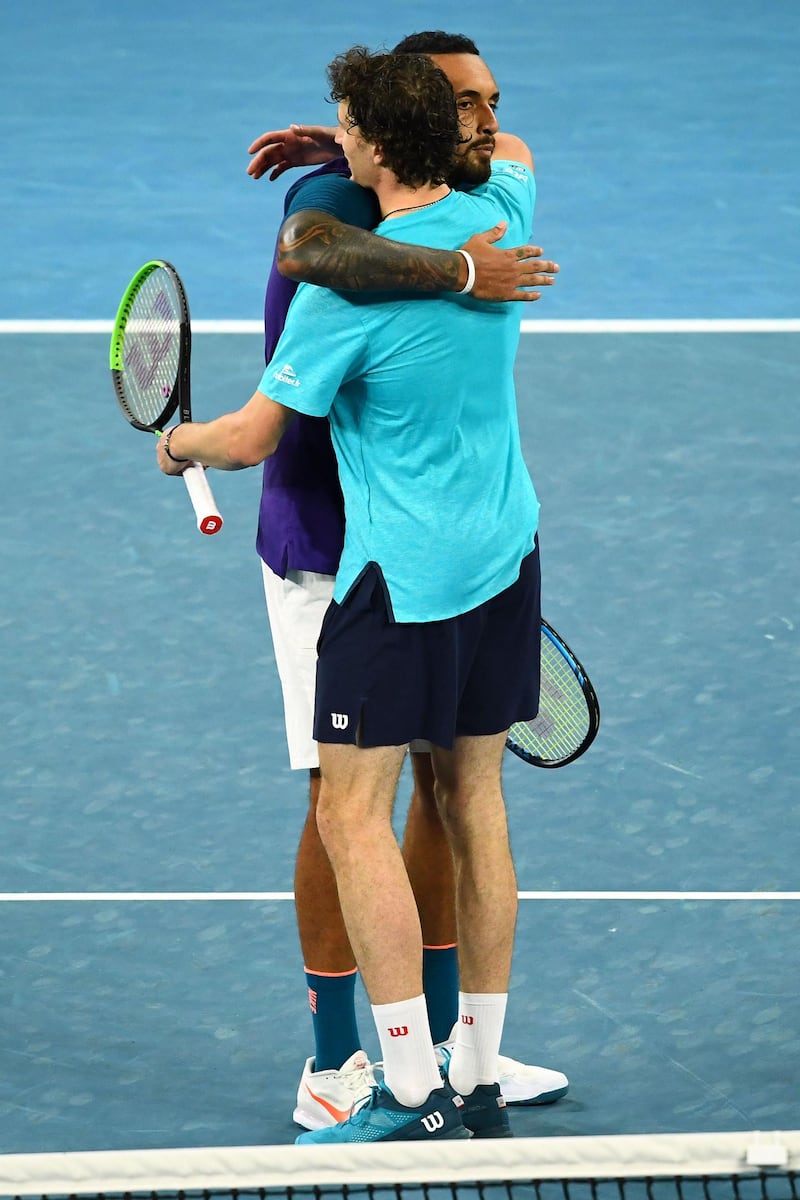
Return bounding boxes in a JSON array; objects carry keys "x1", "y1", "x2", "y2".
[{"x1": 277, "y1": 210, "x2": 464, "y2": 292}]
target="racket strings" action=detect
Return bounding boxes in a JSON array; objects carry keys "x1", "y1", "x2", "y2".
[
  {"x1": 508, "y1": 638, "x2": 592, "y2": 761},
  {"x1": 117, "y1": 269, "x2": 182, "y2": 427}
]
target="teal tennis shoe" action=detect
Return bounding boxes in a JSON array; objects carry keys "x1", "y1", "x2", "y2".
[{"x1": 295, "y1": 1080, "x2": 469, "y2": 1144}]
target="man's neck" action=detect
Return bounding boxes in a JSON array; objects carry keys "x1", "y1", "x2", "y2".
[{"x1": 378, "y1": 181, "x2": 452, "y2": 221}]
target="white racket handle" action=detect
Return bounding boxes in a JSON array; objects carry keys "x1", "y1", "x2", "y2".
[{"x1": 182, "y1": 463, "x2": 223, "y2": 535}]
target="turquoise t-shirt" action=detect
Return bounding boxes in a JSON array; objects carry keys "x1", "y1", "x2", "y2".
[{"x1": 260, "y1": 160, "x2": 540, "y2": 623}]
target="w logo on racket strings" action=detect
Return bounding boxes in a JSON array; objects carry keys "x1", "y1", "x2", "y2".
[
  {"x1": 126, "y1": 331, "x2": 173, "y2": 391},
  {"x1": 125, "y1": 289, "x2": 176, "y2": 390},
  {"x1": 331, "y1": 713, "x2": 349, "y2": 730}
]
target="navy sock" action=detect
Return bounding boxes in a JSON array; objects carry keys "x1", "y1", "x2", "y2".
[
  {"x1": 422, "y1": 945, "x2": 459, "y2": 1044},
  {"x1": 305, "y1": 969, "x2": 361, "y2": 1071}
]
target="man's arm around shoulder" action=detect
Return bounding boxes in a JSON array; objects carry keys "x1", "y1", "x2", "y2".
[
  {"x1": 278, "y1": 203, "x2": 554, "y2": 301},
  {"x1": 492, "y1": 133, "x2": 535, "y2": 172},
  {"x1": 276, "y1": 132, "x2": 550, "y2": 301}
]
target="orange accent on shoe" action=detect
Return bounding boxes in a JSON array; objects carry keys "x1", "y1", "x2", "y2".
[{"x1": 303, "y1": 1084, "x2": 354, "y2": 1124}]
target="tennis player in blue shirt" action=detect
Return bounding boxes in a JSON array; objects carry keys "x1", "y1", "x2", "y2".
[
  {"x1": 252, "y1": 31, "x2": 566, "y2": 1134},
  {"x1": 159, "y1": 46, "x2": 548, "y2": 1142}
]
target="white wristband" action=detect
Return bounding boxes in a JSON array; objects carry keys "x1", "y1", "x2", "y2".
[{"x1": 456, "y1": 249, "x2": 476, "y2": 295}]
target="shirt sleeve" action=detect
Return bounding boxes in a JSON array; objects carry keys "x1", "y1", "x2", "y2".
[
  {"x1": 477, "y1": 161, "x2": 536, "y2": 240},
  {"x1": 284, "y1": 172, "x2": 380, "y2": 231},
  {"x1": 259, "y1": 286, "x2": 369, "y2": 417}
]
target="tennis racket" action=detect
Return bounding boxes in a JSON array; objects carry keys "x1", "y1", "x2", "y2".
[
  {"x1": 507, "y1": 619, "x2": 600, "y2": 767},
  {"x1": 109, "y1": 260, "x2": 223, "y2": 535}
]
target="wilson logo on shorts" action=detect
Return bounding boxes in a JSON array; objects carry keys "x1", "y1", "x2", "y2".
[
  {"x1": 421, "y1": 1111, "x2": 445, "y2": 1133},
  {"x1": 331, "y1": 712, "x2": 349, "y2": 730}
]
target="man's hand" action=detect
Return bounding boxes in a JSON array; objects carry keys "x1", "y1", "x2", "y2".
[
  {"x1": 462, "y1": 222, "x2": 559, "y2": 302},
  {"x1": 247, "y1": 124, "x2": 339, "y2": 181}
]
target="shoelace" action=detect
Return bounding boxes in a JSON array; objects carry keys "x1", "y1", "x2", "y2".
[
  {"x1": 348, "y1": 1084, "x2": 381, "y2": 1120},
  {"x1": 341, "y1": 1061, "x2": 376, "y2": 1096}
]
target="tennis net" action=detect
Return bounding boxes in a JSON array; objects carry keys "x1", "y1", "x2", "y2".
[{"x1": 1, "y1": 1131, "x2": 799, "y2": 1200}]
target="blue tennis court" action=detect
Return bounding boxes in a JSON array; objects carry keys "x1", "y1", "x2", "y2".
[{"x1": 1, "y1": 0, "x2": 798, "y2": 1155}]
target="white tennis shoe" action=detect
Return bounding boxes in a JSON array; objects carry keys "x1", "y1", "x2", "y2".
[
  {"x1": 435, "y1": 1026, "x2": 569, "y2": 1106},
  {"x1": 293, "y1": 1049, "x2": 376, "y2": 1130}
]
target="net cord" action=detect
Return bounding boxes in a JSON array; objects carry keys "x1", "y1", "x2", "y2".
[{"x1": 1, "y1": 1132, "x2": 799, "y2": 1195}]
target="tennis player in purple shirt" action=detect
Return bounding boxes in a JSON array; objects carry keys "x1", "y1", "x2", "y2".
[{"x1": 252, "y1": 33, "x2": 568, "y2": 1132}]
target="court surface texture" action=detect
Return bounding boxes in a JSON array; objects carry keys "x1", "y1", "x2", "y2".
[{"x1": 0, "y1": 0, "x2": 798, "y2": 1153}]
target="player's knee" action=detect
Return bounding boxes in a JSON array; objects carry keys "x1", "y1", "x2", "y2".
[{"x1": 314, "y1": 786, "x2": 362, "y2": 858}]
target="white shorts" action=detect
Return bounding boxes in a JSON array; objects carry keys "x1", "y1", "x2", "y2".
[
  {"x1": 261, "y1": 563, "x2": 334, "y2": 771},
  {"x1": 261, "y1": 562, "x2": 432, "y2": 770}
]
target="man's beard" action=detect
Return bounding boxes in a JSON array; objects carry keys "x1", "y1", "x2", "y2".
[{"x1": 448, "y1": 142, "x2": 493, "y2": 187}]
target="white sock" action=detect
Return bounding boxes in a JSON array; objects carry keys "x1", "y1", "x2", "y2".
[
  {"x1": 372, "y1": 994, "x2": 441, "y2": 1107},
  {"x1": 447, "y1": 992, "x2": 508, "y2": 1096}
]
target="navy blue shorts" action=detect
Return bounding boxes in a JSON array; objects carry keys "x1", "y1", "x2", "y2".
[{"x1": 313, "y1": 543, "x2": 541, "y2": 750}]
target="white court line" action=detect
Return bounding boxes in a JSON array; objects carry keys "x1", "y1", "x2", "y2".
[
  {"x1": 0, "y1": 319, "x2": 798, "y2": 335},
  {"x1": 0, "y1": 891, "x2": 798, "y2": 902},
  {"x1": 519, "y1": 318, "x2": 800, "y2": 334}
]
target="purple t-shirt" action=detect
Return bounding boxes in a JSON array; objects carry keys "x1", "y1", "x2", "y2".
[{"x1": 256, "y1": 160, "x2": 380, "y2": 577}]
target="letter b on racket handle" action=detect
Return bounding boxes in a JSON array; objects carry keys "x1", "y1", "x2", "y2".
[{"x1": 182, "y1": 463, "x2": 223, "y2": 535}]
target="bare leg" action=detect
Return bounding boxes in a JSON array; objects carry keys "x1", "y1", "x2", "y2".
[
  {"x1": 430, "y1": 733, "x2": 517, "y2": 993},
  {"x1": 294, "y1": 768, "x2": 356, "y2": 972},
  {"x1": 316, "y1": 742, "x2": 418, "y2": 1004},
  {"x1": 402, "y1": 752, "x2": 456, "y2": 946}
]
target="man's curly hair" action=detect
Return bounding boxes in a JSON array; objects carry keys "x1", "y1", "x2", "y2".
[{"x1": 327, "y1": 47, "x2": 460, "y2": 189}]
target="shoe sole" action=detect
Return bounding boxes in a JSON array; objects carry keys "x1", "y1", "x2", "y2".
[
  {"x1": 505, "y1": 1083, "x2": 569, "y2": 1106},
  {"x1": 293, "y1": 1104, "x2": 334, "y2": 1131},
  {"x1": 297, "y1": 1126, "x2": 470, "y2": 1145},
  {"x1": 384, "y1": 1125, "x2": 470, "y2": 1142},
  {"x1": 297, "y1": 1118, "x2": 472, "y2": 1147}
]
